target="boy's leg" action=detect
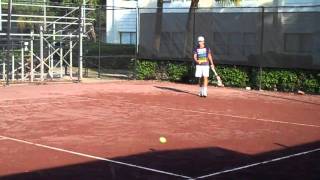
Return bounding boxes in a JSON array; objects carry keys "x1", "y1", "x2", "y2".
[
  {"x1": 199, "y1": 77, "x2": 203, "y2": 96},
  {"x1": 203, "y1": 77, "x2": 208, "y2": 97}
]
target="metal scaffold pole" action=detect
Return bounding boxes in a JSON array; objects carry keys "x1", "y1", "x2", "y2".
[
  {"x1": 30, "y1": 31, "x2": 34, "y2": 82},
  {"x1": 40, "y1": 26, "x2": 44, "y2": 81},
  {"x1": 5, "y1": 0, "x2": 12, "y2": 85},
  {"x1": 78, "y1": 4, "x2": 84, "y2": 81}
]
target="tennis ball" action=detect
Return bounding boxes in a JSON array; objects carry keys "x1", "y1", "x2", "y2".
[{"x1": 159, "y1": 136, "x2": 167, "y2": 144}]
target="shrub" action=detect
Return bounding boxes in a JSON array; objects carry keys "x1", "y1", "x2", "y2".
[
  {"x1": 135, "y1": 60, "x2": 157, "y2": 80},
  {"x1": 134, "y1": 60, "x2": 319, "y2": 94},
  {"x1": 213, "y1": 65, "x2": 249, "y2": 88},
  {"x1": 167, "y1": 63, "x2": 189, "y2": 82}
]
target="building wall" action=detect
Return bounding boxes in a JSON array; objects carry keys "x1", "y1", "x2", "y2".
[{"x1": 106, "y1": 0, "x2": 138, "y2": 44}]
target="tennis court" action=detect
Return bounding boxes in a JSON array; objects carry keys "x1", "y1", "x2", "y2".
[{"x1": 0, "y1": 81, "x2": 319, "y2": 180}]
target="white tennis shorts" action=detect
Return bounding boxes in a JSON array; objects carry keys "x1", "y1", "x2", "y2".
[{"x1": 195, "y1": 65, "x2": 210, "y2": 77}]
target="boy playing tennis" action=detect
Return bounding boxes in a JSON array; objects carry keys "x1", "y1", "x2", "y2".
[{"x1": 193, "y1": 36, "x2": 215, "y2": 97}]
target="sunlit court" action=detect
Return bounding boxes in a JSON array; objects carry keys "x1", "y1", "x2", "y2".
[{"x1": 0, "y1": 81, "x2": 319, "y2": 179}]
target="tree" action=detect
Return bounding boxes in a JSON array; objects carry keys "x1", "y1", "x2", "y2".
[
  {"x1": 153, "y1": 0, "x2": 164, "y2": 56},
  {"x1": 183, "y1": 0, "x2": 199, "y2": 57}
]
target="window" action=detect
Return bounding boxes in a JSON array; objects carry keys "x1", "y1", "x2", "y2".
[
  {"x1": 284, "y1": 33, "x2": 312, "y2": 53},
  {"x1": 120, "y1": 32, "x2": 136, "y2": 45}
]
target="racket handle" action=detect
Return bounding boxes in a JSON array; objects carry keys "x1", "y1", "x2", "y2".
[{"x1": 211, "y1": 66, "x2": 218, "y2": 76}]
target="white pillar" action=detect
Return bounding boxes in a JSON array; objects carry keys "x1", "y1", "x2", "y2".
[
  {"x1": 40, "y1": 26, "x2": 44, "y2": 81},
  {"x1": 11, "y1": 55, "x2": 14, "y2": 81},
  {"x1": 70, "y1": 37, "x2": 73, "y2": 79},
  {"x1": 60, "y1": 42, "x2": 63, "y2": 78},
  {"x1": 30, "y1": 32, "x2": 34, "y2": 82},
  {"x1": 21, "y1": 45, "x2": 24, "y2": 81},
  {"x1": 2, "y1": 62, "x2": 5, "y2": 81},
  {"x1": 43, "y1": 0, "x2": 47, "y2": 31},
  {"x1": 49, "y1": 47, "x2": 53, "y2": 78},
  {"x1": 78, "y1": 5, "x2": 84, "y2": 80}
]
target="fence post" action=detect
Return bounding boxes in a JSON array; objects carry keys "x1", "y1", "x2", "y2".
[
  {"x1": 134, "y1": 7, "x2": 140, "y2": 80},
  {"x1": 6, "y1": 0, "x2": 12, "y2": 85},
  {"x1": 259, "y1": 6, "x2": 265, "y2": 91},
  {"x1": 98, "y1": 6, "x2": 102, "y2": 78},
  {"x1": 78, "y1": 5, "x2": 84, "y2": 81},
  {"x1": 21, "y1": 42, "x2": 24, "y2": 81},
  {"x1": 40, "y1": 26, "x2": 44, "y2": 81},
  {"x1": 30, "y1": 31, "x2": 34, "y2": 82}
]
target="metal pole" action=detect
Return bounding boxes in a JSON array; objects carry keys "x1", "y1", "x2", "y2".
[
  {"x1": 78, "y1": 5, "x2": 83, "y2": 81},
  {"x1": 40, "y1": 26, "x2": 44, "y2": 81},
  {"x1": 135, "y1": 6, "x2": 139, "y2": 57},
  {"x1": 98, "y1": 6, "x2": 101, "y2": 78},
  {"x1": 133, "y1": 6, "x2": 140, "y2": 79},
  {"x1": 70, "y1": 35, "x2": 73, "y2": 79},
  {"x1": 2, "y1": 62, "x2": 5, "y2": 81},
  {"x1": 30, "y1": 31, "x2": 34, "y2": 82},
  {"x1": 83, "y1": 0, "x2": 86, "y2": 33},
  {"x1": 48, "y1": 47, "x2": 51, "y2": 78},
  {"x1": 11, "y1": 55, "x2": 14, "y2": 81},
  {"x1": 21, "y1": 43, "x2": 24, "y2": 81},
  {"x1": 43, "y1": 0, "x2": 47, "y2": 31},
  {"x1": 259, "y1": 6, "x2": 265, "y2": 91},
  {"x1": 6, "y1": 0, "x2": 12, "y2": 85},
  {"x1": 60, "y1": 41, "x2": 63, "y2": 78},
  {"x1": 53, "y1": 23, "x2": 56, "y2": 45}
]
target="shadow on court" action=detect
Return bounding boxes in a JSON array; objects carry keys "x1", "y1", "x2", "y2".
[
  {"x1": 247, "y1": 90, "x2": 320, "y2": 106},
  {"x1": 154, "y1": 86, "x2": 198, "y2": 96},
  {"x1": 1, "y1": 141, "x2": 319, "y2": 180}
]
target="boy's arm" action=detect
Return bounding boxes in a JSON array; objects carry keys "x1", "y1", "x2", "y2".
[
  {"x1": 208, "y1": 50, "x2": 215, "y2": 67},
  {"x1": 194, "y1": 53, "x2": 200, "y2": 64}
]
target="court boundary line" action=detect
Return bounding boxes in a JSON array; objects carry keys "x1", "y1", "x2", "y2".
[
  {"x1": 0, "y1": 99, "x2": 98, "y2": 108},
  {"x1": 193, "y1": 147, "x2": 320, "y2": 179},
  {"x1": 0, "y1": 135, "x2": 192, "y2": 179},
  {"x1": 123, "y1": 102, "x2": 320, "y2": 128},
  {"x1": 5, "y1": 95, "x2": 318, "y2": 129},
  {"x1": 77, "y1": 97, "x2": 320, "y2": 128}
]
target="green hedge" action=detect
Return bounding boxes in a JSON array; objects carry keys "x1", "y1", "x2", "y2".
[
  {"x1": 134, "y1": 60, "x2": 320, "y2": 94},
  {"x1": 214, "y1": 65, "x2": 249, "y2": 88},
  {"x1": 135, "y1": 60, "x2": 157, "y2": 80}
]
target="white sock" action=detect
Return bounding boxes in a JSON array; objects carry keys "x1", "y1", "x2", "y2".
[
  {"x1": 204, "y1": 87, "x2": 208, "y2": 96},
  {"x1": 199, "y1": 87, "x2": 203, "y2": 96}
]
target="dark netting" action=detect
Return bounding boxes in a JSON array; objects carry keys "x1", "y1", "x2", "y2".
[
  {"x1": 139, "y1": 9, "x2": 195, "y2": 60},
  {"x1": 138, "y1": 6, "x2": 320, "y2": 70}
]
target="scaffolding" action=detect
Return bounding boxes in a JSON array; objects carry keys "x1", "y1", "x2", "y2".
[{"x1": 0, "y1": 0, "x2": 95, "y2": 85}]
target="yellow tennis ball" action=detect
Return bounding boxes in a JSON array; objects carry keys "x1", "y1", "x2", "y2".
[{"x1": 159, "y1": 137, "x2": 167, "y2": 144}]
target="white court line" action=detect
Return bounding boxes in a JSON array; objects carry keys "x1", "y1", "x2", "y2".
[
  {"x1": 76, "y1": 97, "x2": 320, "y2": 128},
  {"x1": 124, "y1": 102, "x2": 320, "y2": 128},
  {"x1": 194, "y1": 147, "x2": 320, "y2": 179},
  {"x1": 0, "y1": 99, "x2": 97, "y2": 108},
  {"x1": 0, "y1": 135, "x2": 192, "y2": 179}
]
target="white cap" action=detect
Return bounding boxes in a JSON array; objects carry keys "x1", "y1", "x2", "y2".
[{"x1": 198, "y1": 36, "x2": 205, "y2": 42}]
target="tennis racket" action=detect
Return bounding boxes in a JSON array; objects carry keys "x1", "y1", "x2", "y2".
[{"x1": 211, "y1": 66, "x2": 224, "y2": 87}]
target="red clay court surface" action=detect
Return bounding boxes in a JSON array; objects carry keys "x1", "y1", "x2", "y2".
[{"x1": 0, "y1": 81, "x2": 319, "y2": 180}]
